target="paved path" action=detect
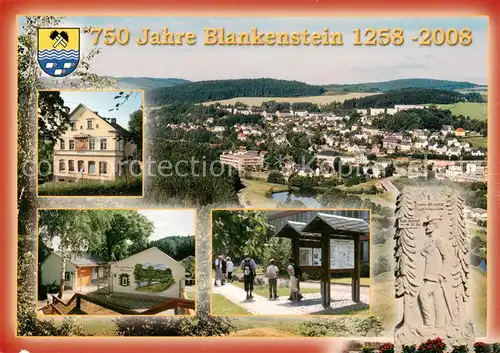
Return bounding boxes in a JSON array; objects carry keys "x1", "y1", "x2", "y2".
[{"x1": 213, "y1": 283, "x2": 369, "y2": 315}]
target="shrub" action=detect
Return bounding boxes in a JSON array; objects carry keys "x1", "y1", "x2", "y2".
[
  {"x1": 354, "y1": 316, "x2": 384, "y2": 336},
  {"x1": 417, "y1": 337, "x2": 446, "y2": 353},
  {"x1": 491, "y1": 343, "x2": 500, "y2": 353},
  {"x1": 361, "y1": 347, "x2": 375, "y2": 353},
  {"x1": 114, "y1": 316, "x2": 233, "y2": 336},
  {"x1": 379, "y1": 343, "x2": 395, "y2": 353},
  {"x1": 452, "y1": 345, "x2": 469, "y2": 353},
  {"x1": 296, "y1": 318, "x2": 348, "y2": 337},
  {"x1": 403, "y1": 345, "x2": 417, "y2": 353},
  {"x1": 473, "y1": 342, "x2": 491, "y2": 353},
  {"x1": 38, "y1": 176, "x2": 142, "y2": 196},
  {"x1": 267, "y1": 171, "x2": 286, "y2": 184}
]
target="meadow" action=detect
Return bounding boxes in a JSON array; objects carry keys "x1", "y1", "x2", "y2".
[
  {"x1": 201, "y1": 93, "x2": 378, "y2": 106},
  {"x1": 434, "y1": 102, "x2": 487, "y2": 121}
]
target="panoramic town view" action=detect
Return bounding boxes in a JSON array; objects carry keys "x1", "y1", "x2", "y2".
[{"x1": 18, "y1": 16, "x2": 487, "y2": 342}]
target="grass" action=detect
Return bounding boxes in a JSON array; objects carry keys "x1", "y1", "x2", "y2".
[
  {"x1": 211, "y1": 293, "x2": 251, "y2": 315},
  {"x1": 433, "y1": 102, "x2": 487, "y2": 121},
  {"x1": 330, "y1": 277, "x2": 372, "y2": 286},
  {"x1": 38, "y1": 176, "x2": 142, "y2": 196},
  {"x1": 336, "y1": 179, "x2": 379, "y2": 192},
  {"x1": 464, "y1": 136, "x2": 488, "y2": 148},
  {"x1": 240, "y1": 178, "x2": 289, "y2": 207},
  {"x1": 201, "y1": 93, "x2": 378, "y2": 106},
  {"x1": 230, "y1": 281, "x2": 320, "y2": 297}
]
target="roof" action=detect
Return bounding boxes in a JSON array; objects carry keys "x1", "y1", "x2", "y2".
[
  {"x1": 302, "y1": 213, "x2": 370, "y2": 235},
  {"x1": 53, "y1": 252, "x2": 107, "y2": 267},
  {"x1": 69, "y1": 104, "x2": 131, "y2": 138},
  {"x1": 110, "y1": 247, "x2": 184, "y2": 271}
]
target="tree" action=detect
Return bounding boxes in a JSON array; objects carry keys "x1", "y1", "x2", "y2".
[
  {"x1": 88, "y1": 210, "x2": 154, "y2": 261},
  {"x1": 212, "y1": 210, "x2": 269, "y2": 258},
  {"x1": 128, "y1": 109, "x2": 143, "y2": 160},
  {"x1": 38, "y1": 210, "x2": 108, "y2": 298},
  {"x1": 37, "y1": 91, "x2": 71, "y2": 143},
  {"x1": 267, "y1": 171, "x2": 286, "y2": 184}
]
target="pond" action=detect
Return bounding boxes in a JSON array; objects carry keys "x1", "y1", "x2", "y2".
[{"x1": 271, "y1": 191, "x2": 322, "y2": 208}]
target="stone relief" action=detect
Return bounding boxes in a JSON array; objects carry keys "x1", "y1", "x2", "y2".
[{"x1": 394, "y1": 187, "x2": 474, "y2": 349}]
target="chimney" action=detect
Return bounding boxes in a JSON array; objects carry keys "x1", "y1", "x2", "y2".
[
  {"x1": 111, "y1": 118, "x2": 116, "y2": 124},
  {"x1": 94, "y1": 111, "x2": 99, "y2": 115}
]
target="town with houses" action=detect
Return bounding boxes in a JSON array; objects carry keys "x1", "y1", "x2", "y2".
[{"x1": 154, "y1": 103, "x2": 487, "y2": 183}]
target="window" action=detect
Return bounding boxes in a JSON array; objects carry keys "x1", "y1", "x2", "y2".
[
  {"x1": 99, "y1": 161, "x2": 107, "y2": 174},
  {"x1": 68, "y1": 160, "x2": 74, "y2": 172},
  {"x1": 80, "y1": 126, "x2": 83, "y2": 130},
  {"x1": 89, "y1": 139, "x2": 95, "y2": 150},
  {"x1": 60, "y1": 139, "x2": 65, "y2": 150},
  {"x1": 69, "y1": 140, "x2": 75, "y2": 150},
  {"x1": 96, "y1": 124, "x2": 99, "y2": 128},
  {"x1": 59, "y1": 159, "x2": 65, "y2": 172},
  {"x1": 77, "y1": 160, "x2": 84, "y2": 172},
  {"x1": 120, "y1": 276, "x2": 129, "y2": 286},
  {"x1": 88, "y1": 161, "x2": 96, "y2": 174},
  {"x1": 100, "y1": 138, "x2": 107, "y2": 150},
  {"x1": 87, "y1": 120, "x2": 93, "y2": 129},
  {"x1": 71, "y1": 122, "x2": 76, "y2": 131},
  {"x1": 65, "y1": 272, "x2": 71, "y2": 281}
]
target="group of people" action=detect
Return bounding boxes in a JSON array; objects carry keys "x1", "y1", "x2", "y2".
[
  {"x1": 214, "y1": 255, "x2": 235, "y2": 286},
  {"x1": 215, "y1": 254, "x2": 303, "y2": 302}
]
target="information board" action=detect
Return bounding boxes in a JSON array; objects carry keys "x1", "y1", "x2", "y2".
[
  {"x1": 298, "y1": 247, "x2": 313, "y2": 266},
  {"x1": 330, "y1": 239, "x2": 355, "y2": 269}
]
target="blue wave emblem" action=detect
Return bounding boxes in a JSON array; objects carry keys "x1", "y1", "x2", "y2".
[{"x1": 38, "y1": 49, "x2": 80, "y2": 77}]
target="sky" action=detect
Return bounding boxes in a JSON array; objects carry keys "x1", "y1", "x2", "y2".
[
  {"x1": 59, "y1": 91, "x2": 143, "y2": 128},
  {"x1": 138, "y1": 209, "x2": 196, "y2": 241},
  {"x1": 20, "y1": 16, "x2": 488, "y2": 84}
]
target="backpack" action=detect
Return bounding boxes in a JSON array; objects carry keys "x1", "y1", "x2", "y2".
[{"x1": 243, "y1": 260, "x2": 252, "y2": 277}]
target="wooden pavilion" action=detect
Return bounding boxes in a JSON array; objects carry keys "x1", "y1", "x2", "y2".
[{"x1": 273, "y1": 212, "x2": 370, "y2": 308}]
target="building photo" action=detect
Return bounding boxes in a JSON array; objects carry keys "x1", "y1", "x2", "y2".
[
  {"x1": 211, "y1": 209, "x2": 371, "y2": 316},
  {"x1": 37, "y1": 208, "x2": 196, "y2": 316},
  {"x1": 37, "y1": 90, "x2": 144, "y2": 196}
]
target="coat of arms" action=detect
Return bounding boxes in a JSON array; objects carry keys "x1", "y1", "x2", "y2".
[{"x1": 37, "y1": 28, "x2": 80, "y2": 77}]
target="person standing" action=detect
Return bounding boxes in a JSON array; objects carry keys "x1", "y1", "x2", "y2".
[
  {"x1": 221, "y1": 256, "x2": 227, "y2": 285},
  {"x1": 214, "y1": 255, "x2": 223, "y2": 286},
  {"x1": 287, "y1": 257, "x2": 303, "y2": 302},
  {"x1": 418, "y1": 214, "x2": 453, "y2": 335},
  {"x1": 226, "y1": 256, "x2": 234, "y2": 283},
  {"x1": 266, "y1": 259, "x2": 279, "y2": 300},
  {"x1": 241, "y1": 254, "x2": 257, "y2": 300}
]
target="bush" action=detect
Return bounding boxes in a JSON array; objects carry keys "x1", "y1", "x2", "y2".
[
  {"x1": 418, "y1": 337, "x2": 446, "y2": 353},
  {"x1": 362, "y1": 347, "x2": 375, "y2": 353},
  {"x1": 38, "y1": 176, "x2": 142, "y2": 196},
  {"x1": 373, "y1": 230, "x2": 388, "y2": 245},
  {"x1": 403, "y1": 345, "x2": 417, "y2": 353},
  {"x1": 473, "y1": 343, "x2": 491, "y2": 353},
  {"x1": 354, "y1": 316, "x2": 384, "y2": 336},
  {"x1": 452, "y1": 345, "x2": 469, "y2": 353},
  {"x1": 267, "y1": 171, "x2": 286, "y2": 184},
  {"x1": 361, "y1": 262, "x2": 370, "y2": 277},
  {"x1": 114, "y1": 316, "x2": 234, "y2": 336},
  {"x1": 296, "y1": 318, "x2": 348, "y2": 337},
  {"x1": 373, "y1": 256, "x2": 391, "y2": 276},
  {"x1": 379, "y1": 343, "x2": 394, "y2": 353},
  {"x1": 491, "y1": 343, "x2": 500, "y2": 353}
]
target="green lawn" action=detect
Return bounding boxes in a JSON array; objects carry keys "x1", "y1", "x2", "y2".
[
  {"x1": 330, "y1": 277, "x2": 372, "y2": 286},
  {"x1": 136, "y1": 279, "x2": 175, "y2": 292},
  {"x1": 230, "y1": 281, "x2": 319, "y2": 298},
  {"x1": 434, "y1": 102, "x2": 487, "y2": 121},
  {"x1": 464, "y1": 136, "x2": 488, "y2": 148},
  {"x1": 211, "y1": 293, "x2": 251, "y2": 315}
]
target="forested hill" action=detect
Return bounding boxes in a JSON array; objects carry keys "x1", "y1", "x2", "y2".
[
  {"x1": 146, "y1": 78, "x2": 327, "y2": 105},
  {"x1": 342, "y1": 88, "x2": 485, "y2": 109},
  {"x1": 324, "y1": 78, "x2": 484, "y2": 93}
]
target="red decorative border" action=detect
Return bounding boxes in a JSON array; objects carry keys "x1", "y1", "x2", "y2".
[{"x1": 1, "y1": 0, "x2": 498, "y2": 352}]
